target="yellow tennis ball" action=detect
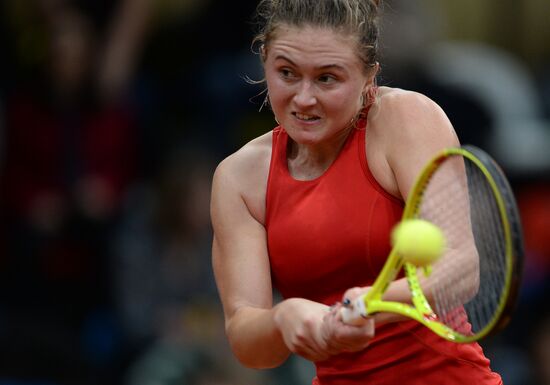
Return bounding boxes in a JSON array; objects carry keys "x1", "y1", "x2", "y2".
[{"x1": 391, "y1": 219, "x2": 446, "y2": 266}]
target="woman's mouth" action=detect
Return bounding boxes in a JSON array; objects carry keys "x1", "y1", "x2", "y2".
[{"x1": 293, "y1": 112, "x2": 320, "y2": 122}]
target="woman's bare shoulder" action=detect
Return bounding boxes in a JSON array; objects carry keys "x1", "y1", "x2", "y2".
[
  {"x1": 215, "y1": 131, "x2": 273, "y2": 182},
  {"x1": 374, "y1": 87, "x2": 457, "y2": 135},
  {"x1": 365, "y1": 87, "x2": 459, "y2": 199},
  {"x1": 212, "y1": 131, "x2": 274, "y2": 223}
]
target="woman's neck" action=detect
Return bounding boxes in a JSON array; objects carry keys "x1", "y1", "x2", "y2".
[{"x1": 286, "y1": 126, "x2": 354, "y2": 181}]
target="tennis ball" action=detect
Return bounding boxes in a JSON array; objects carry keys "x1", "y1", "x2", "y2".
[{"x1": 391, "y1": 219, "x2": 446, "y2": 266}]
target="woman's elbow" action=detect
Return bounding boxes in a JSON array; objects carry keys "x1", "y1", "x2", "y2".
[{"x1": 227, "y1": 334, "x2": 290, "y2": 369}]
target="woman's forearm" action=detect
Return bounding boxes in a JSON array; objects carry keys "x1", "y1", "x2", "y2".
[{"x1": 226, "y1": 306, "x2": 291, "y2": 369}]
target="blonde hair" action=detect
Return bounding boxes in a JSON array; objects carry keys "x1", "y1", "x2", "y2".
[{"x1": 252, "y1": 0, "x2": 381, "y2": 73}]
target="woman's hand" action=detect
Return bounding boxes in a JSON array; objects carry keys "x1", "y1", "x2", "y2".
[
  {"x1": 273, "y1": 295, "x2": 375, "y2": 362},
  {"x1": 341, "y1": 285, "x2": 408, "y2": 326},
  {"x1": 321, "y1": 286, "x2": 375, "y2": 353},
  {"x1": 273, "y1": 298, "x2": 334, "y2": 362},
  {"x1": 321, "y1": 301, "x2": 375, "y2": 354}
]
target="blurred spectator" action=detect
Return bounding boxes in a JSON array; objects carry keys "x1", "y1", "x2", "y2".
[
  {"x1": 425, "y1": 42, "x2": 550, "y2": 175},
  {"x1": 0, "y1": 0, "x2": 151, "y2": 382},
  {"x1": 381, "y1": 0, "x2": 550, "y2": 176},
  {"x1": 114, "y1": 147, "x2": 216, "y2": 345},
  {"x1": 133, "y1": 0, "x2": 270, "y2": 162},
  {"x1": 113, "y1": 147, "x2": 273, "y2": 384},
  {"x1": 379, "y1": 0, "x2": 494, "y2": 150}
]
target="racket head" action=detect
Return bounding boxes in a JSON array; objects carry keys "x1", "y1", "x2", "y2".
[{"x1": 404, "y1": 145, "x2": 524, "y2": 342}]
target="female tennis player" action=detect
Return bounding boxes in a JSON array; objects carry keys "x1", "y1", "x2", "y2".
[{"x1": 210, "y1": 0, "x2": 503, "y2": 383}]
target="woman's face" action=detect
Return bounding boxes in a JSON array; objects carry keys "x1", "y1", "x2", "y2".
[{"x1": 264, "y1": 25, "x2": 372, "y2": 145}]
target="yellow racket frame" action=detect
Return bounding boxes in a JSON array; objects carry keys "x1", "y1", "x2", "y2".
[{"x1": 356, "y1": 147, "x2": 516, "y2": 342}]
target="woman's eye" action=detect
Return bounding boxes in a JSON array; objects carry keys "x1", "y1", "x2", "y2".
[
  {"x1": 318, "y1": 75, "x2": 336, "y2": 84},
  {"x1": 280, "y1": 68, "x2": 294, "y2": 79}
]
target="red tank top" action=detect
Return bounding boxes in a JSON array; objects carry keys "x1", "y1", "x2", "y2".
[{"x1": 265, "y1": 126, "x2": 502, "y2": 385}]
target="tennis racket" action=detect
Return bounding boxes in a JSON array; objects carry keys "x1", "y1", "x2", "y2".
[{"x1": 341, "y1": 145, "x2": 524, "y2": 343}]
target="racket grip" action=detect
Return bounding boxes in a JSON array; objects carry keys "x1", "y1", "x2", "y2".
[{"x1": 340, "y1": 296, "x2": 369, "y2": 325}]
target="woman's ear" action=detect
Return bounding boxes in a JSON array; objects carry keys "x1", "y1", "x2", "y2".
[
  {"x1": 368, "y1": 62, "x2": 380, "y2": 85},
  {"x1": 363, "y1": 61, "x2": 380, "y2": 93},
  {"x1": 260, "y1": 44, "x2": 267, "y2": 62},
  {"x1": 372, "y1": 61, "x2": 380, "y2": 78}
]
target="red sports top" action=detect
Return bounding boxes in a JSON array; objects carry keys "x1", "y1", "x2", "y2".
[{"x1": 265, "y1": 126, "x2": 502, "y2": 385}]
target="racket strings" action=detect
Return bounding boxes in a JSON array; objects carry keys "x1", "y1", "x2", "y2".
[
  {"x1": 464, "y1": 161, "x2": 507, "y2": 334},
  {"x1": 419, "y1": 159, "x2": 475, "y2": 334},
  {"x1": 417, "y1": 156, "x2": 508, "y2": 335}
]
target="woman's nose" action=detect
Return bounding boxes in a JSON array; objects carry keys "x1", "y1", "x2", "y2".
[{"x1": 293, "y1": 81, "x2": 317, "y2": 107}]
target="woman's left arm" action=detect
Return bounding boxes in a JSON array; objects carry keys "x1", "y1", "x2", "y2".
[{"x1": 337, "y1": 89, "x2": 463, "y2": 325}]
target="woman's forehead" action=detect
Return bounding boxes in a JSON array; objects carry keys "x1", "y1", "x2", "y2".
[
  {"x1": 270, "y1": 25, "x2": 357, "y2": 55},
  {"x1": 270, "y1": 24, "x2": 354, "y2": 44}
]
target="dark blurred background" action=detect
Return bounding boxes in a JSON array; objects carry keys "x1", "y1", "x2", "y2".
[{"x1": 0, "y1": 0, "x2": 548, "y2": 384}]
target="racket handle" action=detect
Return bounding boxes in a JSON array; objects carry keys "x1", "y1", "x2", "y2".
[{"x1": 340, "y1": 296, "x2": 369, "y2": 325}]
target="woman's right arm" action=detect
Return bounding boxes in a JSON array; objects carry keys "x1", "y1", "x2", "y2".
[{"x1": 210, "y1": 145, "x2": 291, "y2": 368}]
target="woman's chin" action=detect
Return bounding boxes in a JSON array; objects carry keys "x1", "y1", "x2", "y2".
[
  {"x1": 286, "y1": 122, "x2": 352, "y2": 146},
  {"x1": 284, "y1": 122, "x2": 324, "y2": 142},
  {"x1": 288, "y1": 130, "x2": 323, "y2": 145}
]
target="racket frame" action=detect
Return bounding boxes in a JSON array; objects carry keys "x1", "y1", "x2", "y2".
[{"x1": 352, "y1": 146, "x2": 520, "y2": 343}]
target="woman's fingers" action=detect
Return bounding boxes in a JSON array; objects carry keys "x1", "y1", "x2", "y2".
[
  {"x1": 286, "y1": 324, "x2": 332, "y2": 361},
  {"x1": 275, "y1": 298, "x2": 336, "y2": 361},
  {"x1": 322, "y1": 303, "x2": 375, "y2": 353},
  {"x1": 342, "y1": 286, "x2": 370, "y2": 305}
]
